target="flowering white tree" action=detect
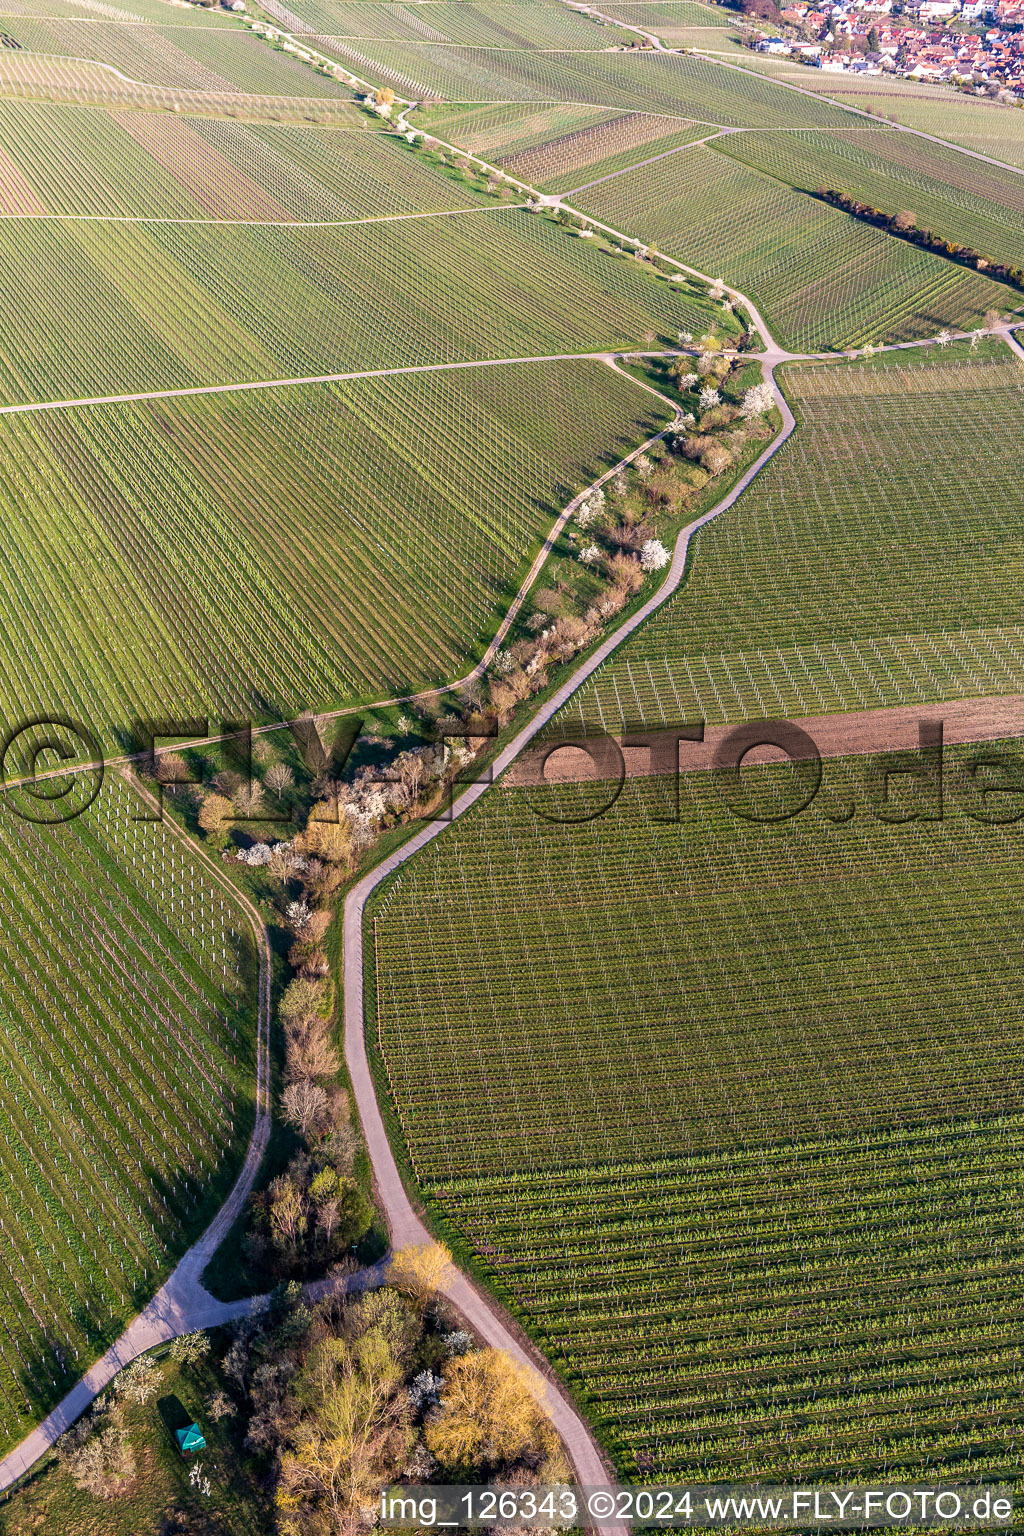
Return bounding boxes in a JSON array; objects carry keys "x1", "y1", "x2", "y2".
[
  {"x1": 575, "y1": 487, "x2": 605, "y2": 528},
  {"x1": 578, "y1": 543, "x2": 602, "y2": 564},
  {"x1": 708, "y1": 279, "x2": 725, "y2": 301},
  {"x1": 699, "y1": 386, "x2": 721, "y2": 411},
  {"x1": 678, "y1": 330, "x2": 692, "y2": 344},
  {"x1": 237, "y1": 842, "x2": 274, "y2": 866},
  {"x1": 189, "y1": 1461, "x2": 212, "y2": 1497},
  {"x1": 936, "y1": 329, "x2": 953, "y2": 346},
  {"x1": 969, "y1": 329, "x2": 983, "y2": 350},
  {"x1": 640, "y1": 539, "x2": 671, "y2": 573},
  {"x1": 741, "y1": 381, "x2": 774, "y2": 417},
  {"x1": 115, "y1": 1357, "x2": 161, "y2": 1406},
  {"x1": 676, "y1": 371, "x2": 699, "y2": 389}
]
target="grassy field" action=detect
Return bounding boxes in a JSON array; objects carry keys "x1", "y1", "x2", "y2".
[
  {"x1": 0, "y1": 201, "x2": 725, "y2": 402},
  {"x1": 0, "y1": 362, "x2": 670, "y2": 746},
  {"x1": 572, "y1": 145, "x2": 1015, "y2": 350},
  {"x1": 0, "y1": 102, "x2": 491, "y2": 218},
  {"x1": 0, "y1": 773, "x2": 256, "y2": 1451},
  {"x1": 0, "y1": 16, "x2": 355, "y2": 96},
  {"x1": 0, "y1": 1343, "x2": 267, "y2": 1534},
  {"x1": 553, "y1": 347, "x2": 1024, "y2": 739},
  {"x1": 314, "y1": 2, "x2": 614, "y2": 48},
  {"x1": 719, "y1": 126, "x2": 1024, "y2": 274},
  {"x1": 370, "y1": 750, "x2": 1024, "y2": 1480},
  {"x1": 328, "y1": 40, "x2": 859, "y2": 121}
]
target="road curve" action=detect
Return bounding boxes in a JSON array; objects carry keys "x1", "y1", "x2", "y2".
[
  {"x1": 0, "y1": 770, "x2": 273, "y2": 1491},
  {"x1": 0, "y1": 376, "x2": 686, "y2": 1499},
  {"x1": 1002, "y1": 326, "x2": 1024, "y2": 363},
  {"x1": 343, "y1": 360, "x2": 798, "y2": 1510},
  {"x1": 0, "y1": 348, "x2": 801, "y2": 1496},
  {"x1": 0, "y1": 6, "x2": 1015, "y2": 1495}
]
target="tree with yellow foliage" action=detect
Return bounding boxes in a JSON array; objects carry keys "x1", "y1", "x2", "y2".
[
  {"x1": 276, "y1": 1322, "x2": 414, "y2": 1536},
  {"x1": 425, "y1": 1348, "x2": 559, "y2": 1475},
  {"x1": 299, "y1": 802, "x2": 355, "y2": 871},
  {"x1": 387, "y1": 1241, "x2": 454, "y2": 1304},
  {"x1": 198, "y1": 791, "x2": 233, "y2": 846}
]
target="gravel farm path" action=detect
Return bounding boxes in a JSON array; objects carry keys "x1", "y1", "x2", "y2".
[
  {"x1": 0, "y1": 40, "x2": 1021, "y2": 1495},
  {"x1": 0, "y1": 336, "x2": 794, "y2": 1506}
]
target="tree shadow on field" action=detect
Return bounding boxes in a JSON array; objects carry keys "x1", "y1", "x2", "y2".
[
  {"x1": 231, "y1": 926, "x2": 260, "y2": 1010},
  {"x1": 157, "y1": 1393, "x2": 193, "y2": 1447}
]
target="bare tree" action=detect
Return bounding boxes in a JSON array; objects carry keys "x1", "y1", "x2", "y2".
[
  {"x1": 281, "y1": 1079, "x2": 329, "y2": 1138},
  {"x1": 233, "y1": 781, "x2": 265, "y2": 817},
  {"x1": 265, "y1": 762, "x2": 294, "y2": 797}
]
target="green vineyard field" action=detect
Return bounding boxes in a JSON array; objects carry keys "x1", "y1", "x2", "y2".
[
  {"x1": 0, "y1": 16, "x2": 354, "y2": 96},
  {"x1": 571, "y1": 146, "x2": 1014, "y2": 350},
  {"x1": 554, "y1": 350, "x2": 1024, "y2": 739},
  {"x1": 0, "y1": 772, "x2": 255, "y2": 1451},
  {"x1": 371, "y1": 755, "x2": 1024, "y2": 1480},
  {"x1": 719, "y1": 126, "x2": 1024, "y2": 276},
  {"x1": 0, "y1": 102, "x2": 490, "y2": 218},
  {"x1": 0, "y1": 204, "x2": 720, "y2": 403},
  {"x1": 0, "y1": 362, "x2": 669, "y2": 745}
]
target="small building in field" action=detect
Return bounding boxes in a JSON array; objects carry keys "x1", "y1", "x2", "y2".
[{"x1": 176, "y1": 1423, "x2": 206, "y2": 1456}]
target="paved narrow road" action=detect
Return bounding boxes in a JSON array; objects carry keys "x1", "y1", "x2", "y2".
[
  {"x1": 0, "y1": 374, "x2": 690, "y2": 1504},
  {"x1": 341, "y1": 360, "x2": 797, "y2": 1514},
  {"x1": 0, "y1": 30, "x2": 1019, "y2": 1490}
]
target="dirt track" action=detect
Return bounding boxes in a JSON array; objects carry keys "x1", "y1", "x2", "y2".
[{"x1": 507, "y1": 694, "x2": 1024, "y2": 785}]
